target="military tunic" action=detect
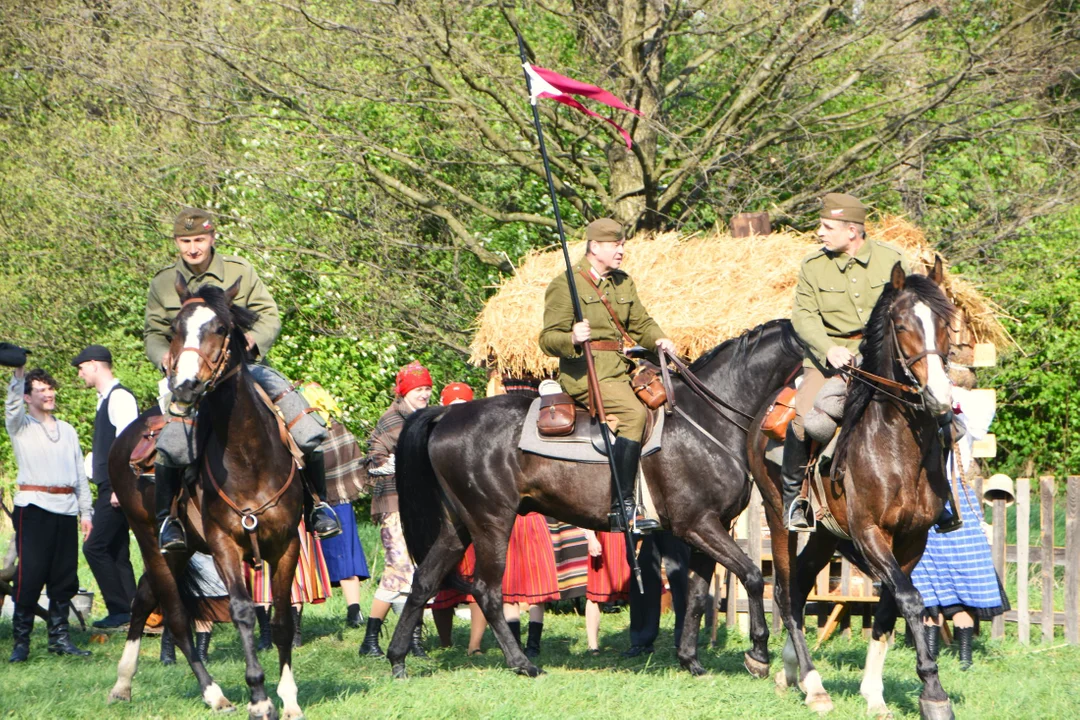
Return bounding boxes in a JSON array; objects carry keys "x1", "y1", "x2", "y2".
[
  {"x1": 144, "y1": 250, "x2": 281, "y2": 368},
  {"x1": 539, "y1": 258, "x2": 666, "y2": 441}
]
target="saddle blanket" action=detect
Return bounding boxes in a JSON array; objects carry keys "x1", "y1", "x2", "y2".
[{"x1": 518, "y1": 397, "x2": 664, "y2": 464}]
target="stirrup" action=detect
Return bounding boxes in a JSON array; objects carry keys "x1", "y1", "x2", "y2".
[
  {"x1": 158, "y1": 517, "x2": 188, "y2": 553},
  {"x1": 934, "y1": 513, "x2": 963, "y2": 534},
  {"x1": 310, "y1": 502, "x2": 342, "y2": 539},
  {"x1": 632, "y1": 505, "x2": 660, "y2": 534},
  {"x1": 786, "y1": 497, "x2": 815, "y2": 533}
]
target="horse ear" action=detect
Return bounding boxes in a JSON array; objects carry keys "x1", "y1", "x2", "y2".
[
  {"x1": 175, "y1": 272, "x2": 191, "y2": 303},
  {"x1": 890, "y1": 261, "x2": 906, "y2": 291},
  {"x1": 224, "y1": 279, "x2": 241, "y2": 305},
  {"x1": 928, "y1": 255, "x2": 945, "y2": 285}
]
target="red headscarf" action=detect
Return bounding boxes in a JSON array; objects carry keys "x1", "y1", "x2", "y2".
[
  {"x1": 440, "y1": 382, "x2": 474, "y2": 406},
  {"x1": 395, "y1": 361, "x2": 432, "y2": 397}
]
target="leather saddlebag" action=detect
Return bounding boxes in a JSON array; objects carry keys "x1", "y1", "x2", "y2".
[
  {"x1": 129, "y1": 414, "x2": 168, "y2": 475},
  {"x1": 761, "y1": 385, "x2": 797, "y2": 441},
  {"x1": 630, "y1": 361, "x2": 668, "y2": 410},
  {"x1": 538, "y1": 393, "x2": 576, "y2": 437}
]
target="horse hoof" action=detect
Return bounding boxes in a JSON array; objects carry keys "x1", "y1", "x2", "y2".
[
  {"x1": 869, "y1": 706, "x2": 893, "y2": 720},
  {"x1": 775, "y1": 670, "x2": 792, "y2": 695},
  {"x1": 107, "y1": 688, "x2": 131, "y2": 704},
  {"x1": 514, "y1": 663, "x2": 544, "y2": 678},
  {"x1": 918, "y1": 698, "x2": 954, "y2": 720},
  {"x1": 744, "y1": 653, "x2": 770, "y2": 679},
  {"x1": 680, "y1": 659, "x2": 707, "y2": 677},
  {"x1": 247, "y1": 699, "x2": 277, "y2": 720},
  {"x1": 391, "y1": 663, "x2": 408, "y2": 680},
  {"x1": 806, "y1": 692, "x2": 834, "y2": 715},
  {"x1": 281, "y1": 708, "x2": 304, "y2": 720}
]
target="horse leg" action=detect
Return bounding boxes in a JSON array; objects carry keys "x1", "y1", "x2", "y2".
[
  {"x1": 856, "y1": 527, "x2": 953, "y2": 720},
  {"x1": 470, "y1": 528, "x2": 538, "y2": 677},
  {"x1": 270, "y1": 538, "x2": 303, "y2": 720},
  {"x1": 785, "y1": 530, "x2": 839, "y2": 714},
  {"x1": 108, "y1": 573, "x2": 155, "y2": 704},
  {"x1": 211, "y1": 536, "x2": 277, "y2": 720},
  {"x1": 860, "y1": 587, "x2": 898, "y2": 720},
  {"x1": 386, "y1": 524, "x2": 466, "y2": 679}
]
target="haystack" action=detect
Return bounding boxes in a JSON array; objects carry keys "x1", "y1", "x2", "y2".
[{"x1": 469, "y1": 216, "x2": 1009, "y2": 378}]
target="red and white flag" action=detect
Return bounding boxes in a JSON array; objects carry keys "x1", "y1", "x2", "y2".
[{"x1": 523, "y1": 64, "x2": 642, "y2": 148}]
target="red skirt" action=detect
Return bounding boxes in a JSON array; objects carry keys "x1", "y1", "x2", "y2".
[
  {"x1": 586, "y1": 531, "x2": 631, "y2": 603},
  {"x1": 431, "y1": 545, "x2": 477, "y2": 609},
  {"x1": 503, "y1": 513, "x2": 560, "y2": 604}
]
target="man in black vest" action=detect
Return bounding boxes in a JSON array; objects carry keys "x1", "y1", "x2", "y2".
[{"x1": 74, "y1": 345, "x2": 140, "y2": 630}]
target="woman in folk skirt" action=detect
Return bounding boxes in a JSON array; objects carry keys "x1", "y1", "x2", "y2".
[
  {"x1": 502, "y1": 512, "x2": 562, "y2": 659},
  {"x1": 430, "y1": 544, "x2": 487, "y2": 654},
  {"x1": 911, "y1": 381, "x2": 1008, "y2": 670},
  {"x1": 583, "y1": 529, "x2": 630, "y2": 655}
]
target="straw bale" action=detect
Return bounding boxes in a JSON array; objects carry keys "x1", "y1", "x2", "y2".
[{"x1": 469, "y1": 215, "x2": 1008, "y2": 378}]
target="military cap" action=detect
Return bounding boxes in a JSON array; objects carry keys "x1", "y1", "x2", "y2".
[
  {"x1": 585, "y1": 218, "x2": 625, "y2": 244},
  {"x1": 0, "y1": 342, "x2": 32, "y2": 368},
  {"x1": 173, "y1": 207, "x2": 216, "y2": 237},
  {"x1": 71, "y1": 344, "x2": 112, "y2": 367},
  {"x1": 820, "y1": 193, "x2": 867, "y2": 225}
]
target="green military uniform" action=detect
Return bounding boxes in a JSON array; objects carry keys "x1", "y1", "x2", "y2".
[
  {"x1": 144, "y1": 250, "x2": 281, "y2": 369},
  {"x1": 539, "y1": 257, "x2": 666, "y2": 442}
]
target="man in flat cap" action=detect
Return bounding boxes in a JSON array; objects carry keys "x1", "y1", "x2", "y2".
[
  {"x1": 783, "y1": 193, "x2": 959, "y2": 533},
  {"x1": 73, "y1": 345, "x2": 139, "y2": 629},
  {"x1": 540, "y1": 218, "x2": 676, "y2": 534},
  {"x1": 145, "y1": 207, "x2": 341, "y2": 552}
]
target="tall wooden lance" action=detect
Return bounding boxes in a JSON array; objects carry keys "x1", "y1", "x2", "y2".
[{"x1": 516, "y1": 34, "x2": 644, "y2": 594}]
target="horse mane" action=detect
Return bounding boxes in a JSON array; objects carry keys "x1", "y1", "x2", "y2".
[
  {"x1": 833, "y1": 273, "x2": 955, "y2": 470},
  {"x1": 689, "y1": 318, "x2": 804, "y2": 371},
  {"x1": 188, "y1": 284, "x2": 260, "y2": 363}
]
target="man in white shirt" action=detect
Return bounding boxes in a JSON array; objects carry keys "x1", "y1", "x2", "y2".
[
  {"x1": 5, "y1": 363, "x2": 93, "y2": 662},
  {"x1": 74, "y1": 345, "x2": 140, "y2": 630}
]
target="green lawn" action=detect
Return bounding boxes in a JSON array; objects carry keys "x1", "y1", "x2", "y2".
[{"x1": 1, "y1": 522, "x2": 1079, "y2": 719}]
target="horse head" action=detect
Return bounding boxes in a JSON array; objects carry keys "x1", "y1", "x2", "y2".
[{"x1": 168, "y1": 273, "x2": 256, "y2": 413}]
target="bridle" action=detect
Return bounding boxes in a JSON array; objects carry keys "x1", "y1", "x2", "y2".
[{"x1": 169, "y1": 296, "x2": 240, "y2": 414}]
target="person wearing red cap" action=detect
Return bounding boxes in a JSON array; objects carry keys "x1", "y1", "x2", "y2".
[
  {"x1": 439, "y1": 382, "x2": 474, "y2": 406},
  {"x1": 358, "y1": 361, "x2": 433, "y2": 659}
]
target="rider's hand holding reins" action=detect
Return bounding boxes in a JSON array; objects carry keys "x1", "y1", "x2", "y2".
[
  {"x1": 572, "y1": 320, "x2": 591, "y2": 345},
  {"x1": 655, "y1": 338, "x2": 676, "y2": 355},
  {"x1": 827, "y1": 345, "x2": 855, "y2": 369}
]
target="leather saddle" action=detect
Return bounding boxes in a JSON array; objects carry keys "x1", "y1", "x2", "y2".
[{"x1": 533, "y1": 392, "x2": 660, "y2": 457}]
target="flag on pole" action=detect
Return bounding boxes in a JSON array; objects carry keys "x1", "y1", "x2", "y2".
[{"x1": 523, "y1": 64, "x2": 642, "y2": 148}]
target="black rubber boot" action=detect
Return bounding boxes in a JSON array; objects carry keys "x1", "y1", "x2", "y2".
[
  {"x1": 358, "y1": 616, "x2": 385, "y2": 657},
  {"x1": 609, "y1": 438, "x2": 658, "y2": 534},
  {"x1": 524, "y1": 621, "x2": 543, "y2": 659},
  {"x1": 255, "y1": 606, "x2": 272, "y2": 651},
  {"x1": 160, "y1": 626, "x2": 176, "y2": 665},
  {"x1": 292, "y1": 607, "x2": 303, "y2": 648},
  {"x1": 957, "y1": 626, "x2": 974, "y2": 670},
  {"x1": 924, "y1": 623, "x2": 940, "y2": 661},
  {"x1": 781, "y1": 431, "x2": 813, "y2": 532},
  {"x1": 195, "y1": 630, "x2": 212, "y2": 664},
  {"x1": 304, "y1": 452, "x2": 342, "y2": 539},
  {"x1": 9, "y1": 605, "x2": 34, "y2": 663},
  {"x1": 507, "y1": 619, "x2": 522, "y2": 648},
  {"x1": 46, "y1": 601, "x2": 91, "y2": 657},
  {"x1": 409, "y1": 622, "x2": 429, "y2": 659},
  {"x1": 346, "y1": 603, "x2": 363, "y2": 629},
  {"x1": 154, "y1": 463, "x2": 188, "y2": 553}
]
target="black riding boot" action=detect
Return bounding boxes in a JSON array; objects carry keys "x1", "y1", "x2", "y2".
[
  {"x1": 609, "y1": 438, "x2": 658, "y2": 534},
  {"x1": 956, "y1": 626, "x2": 974, "y2": 670},
  {"x1": 9, "y1": 605, "x2": 34, "y2": 663},
  {"x1": 255, "y1": 605, "x2": 273, "y2": 651},
  {"x1": 346, "y1": 603, "x2": 364, "y2": 629},
  {"x1": 524, "y1": 621, "x2": 543, "y2": 659},
  {"x1": 195, "y1": 630, "x2": 212, "y2": 664},
  {"x1": 924, "y1": 623, "x2": 940, "y2": 661},
  {"x1": 507, "y1": 619, "x2": 522, "y2": 648},
  {"x1": 160, "y1": 626, "x2": 176, "y2": 665},
  {"x1": 781, "y1": 431, "x2": 813, "y2": 532},
  {"x1": 303, "y1": 452, "x2": 342, "y2": 539},
  {"x1": 358, "y1": 616, "x2": 385, "y2": 657},
  {"x1": 292, "y1": 606, "x2": 303, "y2": 648},
  {"x1": 46, "y1": 600, "x2": 91, "y2": 657},
  {"x1": 934, "y1": 493, "x2": 963, "y2": 534},
  {"x1": 409, "y1": 622, "x2": 429, "y2": 659},
  {"x1": 154, "y1": 463, "x2": 188, "y2": 553}
]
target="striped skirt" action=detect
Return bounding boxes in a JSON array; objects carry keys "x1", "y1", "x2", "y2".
[
  {"x1": 911, "y1": 482, "x2": 1009, "y2": 618},
  {"x1": 586, "y1": 531, "x2": 631, "y2": 603},
  {"x1": 247, "y1": 520, "x2": 332, "y2": 605},
  {"x1": 503, "y1": 513, "x2": 560, "y2": 604},
  {"x1": 548, "y1": 519, "x2": 589, "y2": 600},
  {"x1": 431, "y1": 545, "x2": 476, "y2": 610}
]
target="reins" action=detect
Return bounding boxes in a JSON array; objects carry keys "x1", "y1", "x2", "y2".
[{"x1": 657, "y1": 346, "x2": 753, "y2": 433}]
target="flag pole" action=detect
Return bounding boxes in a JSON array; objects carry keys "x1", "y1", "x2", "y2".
[{"x1": 516, "y1": 33, "x2": 643, "y2": 594}]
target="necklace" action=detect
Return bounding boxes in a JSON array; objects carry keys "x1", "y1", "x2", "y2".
[{"x1": 38, "y1": 419, "x2": 61, "y2": 444}]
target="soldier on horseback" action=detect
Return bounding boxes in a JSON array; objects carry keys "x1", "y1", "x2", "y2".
[
  {"x1": 783, "y1": 193, "x2": 960, "y2": 534},
  {"x1": 144, "y1": 207, "x2": 341, "y2": 552},
  {"x1": 540, "y1": 218, "x2": 675, "y2": 534}
]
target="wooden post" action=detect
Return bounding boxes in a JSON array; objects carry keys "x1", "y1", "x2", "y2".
[
  {"x1": 1041, "y1": 477, "x2": 1056, "y2": 643},
  {"x1": 730, "y1": 212, "x2": 771, "y2": 238},
  {"x1": 748, "y1": 486, "x2": 762, "y2": 637},
  {"x1": 1017, "y1": 477, "x2": 1031, "y2": 645},
  {"x1": 992, "y1": 495, "x2": 1007, "y2": 639},
  {"x1": 1065, "y1": 477, "x2": 1080, "y2": 645},
  {"x1": 840, "y1": 558, "x2": 852, "y2": 639}
]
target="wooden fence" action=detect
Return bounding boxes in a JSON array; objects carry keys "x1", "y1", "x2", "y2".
[{"x1": 711, "y1": 476, "x2": 1080, "y2": 646}]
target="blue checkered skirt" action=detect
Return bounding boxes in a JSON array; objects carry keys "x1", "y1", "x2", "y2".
[{"x1": 910, "y1": 481, "x2": 1009, "y2": 618}]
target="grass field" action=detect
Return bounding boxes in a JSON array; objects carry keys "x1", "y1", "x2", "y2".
[{"x1": 2, "y1": 523, "x2": 1079, "y2": 719}]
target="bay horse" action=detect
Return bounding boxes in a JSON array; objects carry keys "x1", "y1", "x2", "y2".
[
  {"x1": 107, "y1": 278, "x2": 306, "y2": 720},
  {"x1": 387, "y1": 319, "x2": 804, "y2": 679},
  {"x1": 748, "y1": 259, "x2": 958, "y2": 720}
]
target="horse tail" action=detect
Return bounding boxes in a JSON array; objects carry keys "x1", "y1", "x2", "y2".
[{"x1": 396, "y1": 405, "x2": 452, "y2": 565}]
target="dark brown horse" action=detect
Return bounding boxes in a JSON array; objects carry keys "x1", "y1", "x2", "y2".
[
  {"x1": 749, "y1": 260, "x2": 958, "y2": 720},
  {"x1": 387, "y1": 320, "x2": 804, "y2": 680},
  {"x1": 107, "y1": 279, "x2": 306, "y2": 720}
]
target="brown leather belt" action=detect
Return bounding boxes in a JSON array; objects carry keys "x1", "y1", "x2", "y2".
[
  {"x1": 832, "y1": 332, "x2": 864, "y2": 340},
  {"x1": 589, "y1": 341, "x2": 623, "y2": 353},
  {"x1": 18, "y1": 484, "x2": 75, "y2": 495}
]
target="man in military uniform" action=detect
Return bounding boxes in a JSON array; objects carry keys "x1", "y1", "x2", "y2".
[
  {"x1": 784, "y1": 193, "x2": 959, "y2": 533},
  {"x1": 540, "y1": 218, "x2": 675, "y2": 533},
  {"x1": 145, "y1": 207, "x2": 341, "y2": 552}
]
